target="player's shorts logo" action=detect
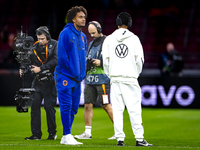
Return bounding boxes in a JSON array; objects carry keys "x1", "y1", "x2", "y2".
[
  {"x1": 115, "y1": 44, "x2": 128, "y2": 58},
  {"x1": 63, "y1": 80, "x2": 68, "y2": 86}
]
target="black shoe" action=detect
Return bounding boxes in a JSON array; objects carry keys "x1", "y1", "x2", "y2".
[
  {"x1": 136, "y1": 140, "x2": 153, "y2": 146},
  {"x1": 25, "y1": 135, "x2": 41, "y2": 140},
  {"x1": 117, "y1": 141, "x2": 125, "y2": 146},
  {"x1": 47, "y1": 133, "x2": 57, "y2": 140}
]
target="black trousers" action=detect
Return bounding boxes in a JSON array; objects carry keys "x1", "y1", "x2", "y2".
[{"x1": 31, "y1": 79, "x2": 57, "y2": 137}]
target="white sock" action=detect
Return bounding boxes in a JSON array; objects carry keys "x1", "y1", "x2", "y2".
[
  {"x1": 136, "y1": 138, "x2": 143, "y2": 142},
  {"x1": 117, "y1": 138, "x2": 124, "y2": 141},
  {"x1": 85, "y1": 126, "x2": 91, "y2": 135}
]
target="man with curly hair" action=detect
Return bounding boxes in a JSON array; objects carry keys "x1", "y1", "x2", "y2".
[{"x1": 54, "y1": 6, "x2": 87, "y2": 145}]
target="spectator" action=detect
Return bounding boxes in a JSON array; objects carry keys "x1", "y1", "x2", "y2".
[{"x1": 158, "y1": 42, "x2": 183, "y2": 77}]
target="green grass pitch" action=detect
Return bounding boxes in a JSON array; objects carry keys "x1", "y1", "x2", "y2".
[{"x1": 0, "y1": 106, "x2": 200, "y2": 150}]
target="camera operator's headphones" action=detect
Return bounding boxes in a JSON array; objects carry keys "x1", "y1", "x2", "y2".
[
  {"x1": 116, "y1": 12, "x2": 132, "y2": 28},
  {"x1": 88, "y1": 21, "x2": 102, "y2": 34},
  {"x1": 35, "y1": 27, "x2": 51, "y2": 40}
]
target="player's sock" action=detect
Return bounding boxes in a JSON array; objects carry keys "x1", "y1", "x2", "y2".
[
  {"x1": 136, "y1": 138, "x2": 143, "y2": 142},
  {"x1": 85, "y1": 126, "x2": 91, "y2": 135}
]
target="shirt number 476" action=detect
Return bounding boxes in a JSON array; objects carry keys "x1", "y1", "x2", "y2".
[{"x1": 87, "y1": 75, "x2": 99, "y2": 83}]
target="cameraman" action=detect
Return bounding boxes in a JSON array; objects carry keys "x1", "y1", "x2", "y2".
[
  {"x1": 74, "y1": 21, "x2": 115, "y2": 140},
  {"x1": 20, "y1": 26, "x2": 57, "y2": 140}
]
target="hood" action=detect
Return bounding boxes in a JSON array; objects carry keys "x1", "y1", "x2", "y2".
[
  {"x1": 112, "y1": 28, "x2": 134, "y2": 42},
  {"x1": 64, "y1": 23, "x2": 81, "y2": 35}
]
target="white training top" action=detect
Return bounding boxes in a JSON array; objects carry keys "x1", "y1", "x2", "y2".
[{"x1": 102, "y1": 28, "x2": 144, "y2": 82}]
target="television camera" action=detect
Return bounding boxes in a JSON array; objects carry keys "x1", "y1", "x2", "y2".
[
  {"x1": 86, "y1": 58, "x2": 95, "y2": 72},
  {"x1": 13, "y1": 26, "x2": 35, "y2": 113}
]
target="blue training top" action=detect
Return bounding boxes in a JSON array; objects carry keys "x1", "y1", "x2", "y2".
[{"x1": 55, "y1": 23, "x2": 87, "y2": 82}]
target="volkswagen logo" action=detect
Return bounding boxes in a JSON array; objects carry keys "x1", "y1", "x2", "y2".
[{"x1": 115, "y1": 44, "x2": 128, "y2": 58}]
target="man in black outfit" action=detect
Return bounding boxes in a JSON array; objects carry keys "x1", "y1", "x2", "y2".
[{"x1": 20, "y1": 26, "x2": 57, "y2": 140}]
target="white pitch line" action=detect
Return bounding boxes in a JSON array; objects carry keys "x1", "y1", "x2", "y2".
[{"x1": 0, "y1": 144, "x2": 200, "y2": 149}]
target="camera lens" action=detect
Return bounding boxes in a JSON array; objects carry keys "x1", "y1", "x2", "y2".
[
  {"x1": 23, "y1": 36, "x2": 34, "y2": 50},
  {"x1": 24, "y1": 41, "x2": 31, "y2": 48}
]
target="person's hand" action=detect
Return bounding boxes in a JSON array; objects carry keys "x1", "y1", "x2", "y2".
[
  {"x1": 93, "y1": 59, "x2": 101, "y2": 66},
  {"x1": 31, "y1": 65, "x2": 41, "y2": 73}
]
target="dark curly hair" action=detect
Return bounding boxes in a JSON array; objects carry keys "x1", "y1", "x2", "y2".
[{"x1": 67, "y1": 6, "x2": 87, "y2": 23}]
